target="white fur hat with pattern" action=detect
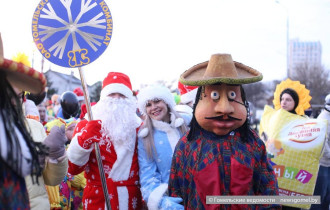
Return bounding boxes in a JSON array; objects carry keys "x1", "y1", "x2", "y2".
[
  {"x1": 137, "y1": 85, "x2": 185, "y2": 138},
  {"x1": 137, "y1": 85, "x2": 176, "y2": 116}
]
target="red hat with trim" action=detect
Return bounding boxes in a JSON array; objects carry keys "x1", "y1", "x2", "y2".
[
  {"x1": 178, "y1": 81, "x2": 198, "y2": 104},
  {"x1": 73, "y1": 87, "x2": 84, "y2": 101},
  {"x1": 100, "y1": 72, "x2": 133, "y2": 100},
  {"x1": 79, "y1": 102, "x2": 97, "y2": 119}
]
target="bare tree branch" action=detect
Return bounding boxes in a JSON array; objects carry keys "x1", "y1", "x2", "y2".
[{"x1": 291, "y1": 62, "x2": 330, "y2": 105}]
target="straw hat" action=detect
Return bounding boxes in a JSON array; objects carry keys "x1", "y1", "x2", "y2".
[
  {"x1": 0, "y1": 33, "x2": 46, "y2": 94},
  {"x1": 180, "y1": 54, "x2": 262, "y2": 86}
]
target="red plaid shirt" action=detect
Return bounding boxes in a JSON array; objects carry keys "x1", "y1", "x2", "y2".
[{"x1": 168, "y1": 128, "x2": 280, "y2": 210}]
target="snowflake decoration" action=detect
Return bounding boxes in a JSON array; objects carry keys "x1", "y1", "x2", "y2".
[
  {"x1": 84, "y1": 199, "x2": 90, "y2": 209},
  {"x1": 129, "y1": 170, "x2": 135, "y2": 178},
  {"x1": 39, "y1": 0, "x2": 105, "y2": 58},
  {"x1": 32, "y1": 0, "x2": 113, "y2": 68},
  {"x1": 85, "y1": 164, "x2": 90, "y2": 173},
  {"x1": 103, "y1": 165, "x2": 112, "y2": 177},
  {"x1": 97, "y1": 138, "x2": 112, "y2": 153},
  {"x1": 132, "y1": 197, "x2": 138, "y2": 209},
  {"x1": 98, "y1": 139, "x2": 106, "y2": 146}
]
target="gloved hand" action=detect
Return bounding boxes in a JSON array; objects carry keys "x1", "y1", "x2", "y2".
[
  {"x1": 77, "y1": 120, "x2": 102, "y2": 149},
  {"x1": 65, "y1": 122, "x2": 77, "y2": 141},
  {"x1": 43, "y1": 125, "x2": 67, "y2": 159},
  {"x1": 159, "y1": 196, "x2": 184, "y2": 210}
]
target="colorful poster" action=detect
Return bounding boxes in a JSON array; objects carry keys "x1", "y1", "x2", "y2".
[{"x1": 259, "y1": 105, "x2": 327, "y2": 209}]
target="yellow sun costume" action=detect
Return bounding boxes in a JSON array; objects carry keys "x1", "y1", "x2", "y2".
[
  {"x1": 259, "y1": 79, "x2": 327, "y2": 209},
  {"x1": 273, "y1": 78, "x2": 312, "y2": 115}
]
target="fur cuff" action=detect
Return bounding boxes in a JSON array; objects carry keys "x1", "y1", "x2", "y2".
[
  {"x1": 170, "y1": 112, "x2": 184, "y2": 128},
  {"x1": 100, "y1": 83, "x2": 133, "y2": 100},
  {"x1": 138, "y1": 127, "x2": 149, "y2": 138},
  {"x1": 118, "y1": 187, "x2": 129, "y2": 210},
  {"x1": 174, "y1": 118, "x2": 184, "y2": 127},
  {"x1": 147, "y1": 183, "x2": 168, "y2": 210},
  {"x1": 67, "y1": 135, "x2": 93, "y2": 166}
]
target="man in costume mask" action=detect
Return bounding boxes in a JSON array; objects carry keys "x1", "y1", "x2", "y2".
[{"x1": 168, "y1": 54, "x2": 280, "y2": 209}]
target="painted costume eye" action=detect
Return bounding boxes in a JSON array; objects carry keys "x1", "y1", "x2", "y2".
[
  {"x1": 228, "y1": 91, "x2": 236, "y2": 100},
  {"x1": 210, "y1": 91, "x2": 220, "y2": 100}
]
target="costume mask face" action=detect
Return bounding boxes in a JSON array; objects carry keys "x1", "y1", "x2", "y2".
[{"x1": 195, "y1": 84, "x2": 247, "y2": 135}]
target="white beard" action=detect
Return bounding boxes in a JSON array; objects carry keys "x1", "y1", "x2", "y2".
[{"x1": 92, "y1": 97, "x2": 140, "y2": 151}]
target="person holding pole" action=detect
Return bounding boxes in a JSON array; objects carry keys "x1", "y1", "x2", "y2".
[{"x1": 67, "y1": 72, "x2": 143, "y2": 210}]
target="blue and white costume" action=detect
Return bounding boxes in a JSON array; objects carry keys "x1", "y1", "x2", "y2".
[
  {"x1": 138, "y1": 113, "x2": 190, "y2": 210},
  {"x1": 136, "y1": 84, "x2": 191, "y2": 210}
]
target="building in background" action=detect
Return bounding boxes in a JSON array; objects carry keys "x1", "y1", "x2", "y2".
[
  {"x1": 44, "y1": 69, "x2": 100, "y2": 99},
  {"x1": 288, "y1": 39, "x2": 322, "y2": 78}
]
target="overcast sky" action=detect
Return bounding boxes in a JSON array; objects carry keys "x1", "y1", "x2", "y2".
[{"x1": 1, "y1": 0, "x2": 329, "y2": 90}]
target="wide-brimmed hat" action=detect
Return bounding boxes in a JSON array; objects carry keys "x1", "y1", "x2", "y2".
[
  {"x1": 180, "y1": 54, "x2": 262, "y2": 86},
  {"x1": 0, "y1": 33, "x2": 46, "y2": 94}
]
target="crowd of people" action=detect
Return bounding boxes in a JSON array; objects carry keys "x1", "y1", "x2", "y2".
[{"x1": 1, "y1": 31, "x2": 329, "y2": 210}]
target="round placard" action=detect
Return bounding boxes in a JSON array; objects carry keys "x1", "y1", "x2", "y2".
[{"x1": 32, "y1": 0, "x2": 113, "y2": 68}]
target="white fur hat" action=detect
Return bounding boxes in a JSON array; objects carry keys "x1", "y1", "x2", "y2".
[{"x1": 137, "y1": 85, "x2": 176, "y2": 115}]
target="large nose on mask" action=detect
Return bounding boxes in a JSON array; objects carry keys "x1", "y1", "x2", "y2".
[{"x1": 214, "y1": 91, "x2": 234, "y2": 115}]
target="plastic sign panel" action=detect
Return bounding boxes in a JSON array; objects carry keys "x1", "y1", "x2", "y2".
[
  {"x1": 32, "y1": 0, "x2": 113, "y2": 68},
  {"x1": 259, "y1": 105, "x2": 327, "y2": 209}
]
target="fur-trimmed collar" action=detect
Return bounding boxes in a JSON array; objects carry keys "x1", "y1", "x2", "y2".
[
  {"x1": 138, "y1": 113, "x2": 184, "y2": 138},
  {"x1": 151, "y1": 112, "x2": 183, "y2": 131}
]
